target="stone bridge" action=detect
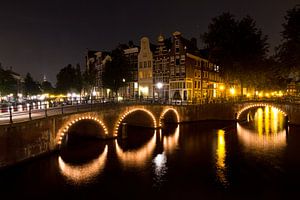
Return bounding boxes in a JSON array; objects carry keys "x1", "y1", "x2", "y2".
[{"x1": 0, "y1": 101, "x2": 299, "y2": 169}]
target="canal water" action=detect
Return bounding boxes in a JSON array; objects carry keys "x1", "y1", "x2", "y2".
[{"x1": 1, "y1": 106, "x2": 300, "y2": 199}]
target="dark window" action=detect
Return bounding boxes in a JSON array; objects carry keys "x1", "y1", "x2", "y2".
[{"x1": 176, "y1": 59, "x2": 180, "y2": 66}]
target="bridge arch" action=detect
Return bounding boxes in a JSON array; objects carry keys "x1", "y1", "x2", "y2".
[
  {"x1": 236, "y1": 103, "x2": 287, "y2": 120},
  {"x1": 159, "y1": 107, "x2": 180, "y2": 127},
  {"x1": 57, "y1": 116, "x2": 108, "y2": 145},
  {"x1": 114, "y1": 108, "x2": 157, "y2": 136}
]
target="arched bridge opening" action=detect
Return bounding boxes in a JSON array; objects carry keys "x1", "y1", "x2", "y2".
[
  {"x1": 159, "y1": 108, "x2": 180, "y2": 126},
  {"x1": 236, "y1": 103, "x2": 287, "y2": 121},
  {"x1": 159, "y1": 108, "x2": 180, "y2": 136},
  {"x1": 114, "y1": 108, "x2": 157, "y2": 137},
  {"x1": 57, "y1": 116, "x2": 108, "y2": 146}
]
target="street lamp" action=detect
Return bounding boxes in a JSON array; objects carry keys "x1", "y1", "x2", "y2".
[
  {"x1": 156, "y1": 82, "x2": 163, "y2": 89},
  {"x1": 230, "y1": 87, "x2": 235, "y2": 96},
  {"x1": 156, "y1": 82, "x2": 163, "y2": 101}
]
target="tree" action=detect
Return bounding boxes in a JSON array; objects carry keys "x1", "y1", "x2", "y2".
[
  {"x1": 82, "y1": 64, "x2": 97, "y2": 95},
  {"x1": 201, "y1": 13, "x2": 269, "y2": 95},
  {"x1": 276, "y1": 5, "x2": 300, "y2": 83},
  {"x1": 41, "y1": 81, "x2": 54, "y2": 94},
  {"x1": 0, "y1": 67, "x2": 17, "y2": 96},
  {"x1": 56, "y1": 64, "x2": 82, "y2": 94},
  {"x1": 102, "y1": 48, "x2": 129, "y2": 96},
  {"x1": 24, "y1": 73, "x2": 41, "y2": 96}
]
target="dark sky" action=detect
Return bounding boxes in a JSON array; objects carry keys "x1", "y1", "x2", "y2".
[{"x1": 0, "y1": 0, "x2": 298, "y2": 84}]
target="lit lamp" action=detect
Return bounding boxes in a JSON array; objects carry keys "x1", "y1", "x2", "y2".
[
  {"x1": 122, "y1": 78, "x2": 126, "y2": 99},
  {"x1": 92, "y1": 89, "x2": 97, "y2": 103},
  {"x1": 219, "y1": 85, "x2": 225, "y2": 98},
  {"x1": 156, "y1": 82, "x2": 163, "y2": 100},
  {"x1": 230, "y1": 88, "x2": 235, "y2": 96}
]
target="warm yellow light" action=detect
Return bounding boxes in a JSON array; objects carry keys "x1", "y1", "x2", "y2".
[
  {"x1": 139, "y1": 86, "x2": 149, "y2": 95},
  {"x1": 219, "y1": 85, "x2": 225, "y2": 91},
  {"x1": 115, "y1": 132, "x2": 156, "y2": 166},
  {"x1": 229, "y1": 88, "x2": 235, "y2": 96},
  {"x1": 58, "y1": 145, "x2": 108, "y2": 183},
  {"x1": 216, "y1": 129, "x2": 227, "y2": 185},
  {"x1": 57, "y1": 117, "x2": 109, "y2": 144},
  {"x1": 114, "y1": 108, "x2": 157, "y2": 134},
  {"x1": 159, "y1": 107, "x2": 180, "y2": 127}
]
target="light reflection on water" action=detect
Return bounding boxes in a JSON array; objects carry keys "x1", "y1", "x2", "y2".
[
  {"x1": 238, "y1": 106, "x2": 286, "y2": 150},
  {"x1": 2, "y1": 109, "x2": 296, "y2": 198},
  {"x1": 215, "y1": 129, "x2": 228, "y2": 187},
  {"x1": 58, "y1": 145, "x2": 108, "y2": 184},
  {"x1": 58, "y1": 125, "x2": 180, "y2": 186},
  {"x1": 215, "y1": 106, "x2": 287, "y2": 187},
  {"x1": 115, "y1": 130, "x2": 157, "y2": 167}
]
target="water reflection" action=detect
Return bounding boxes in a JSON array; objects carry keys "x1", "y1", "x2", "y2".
[
  {"x1": 238, "y1": 106, "x2": 286, "y2": 150},
  {"x1": 153, "y1": 152, "x2": 167, "y2": 187},
  {"x1": 237, "y1": 124, "x2": 286, "y2": 149},
  {"x1": 152, "y1": 125, "x2": 179, "y2": 187},
  {"x1": 115, "y1": 131, "x2": 157, "y2": 167},
  {"x1": 215, "y1": 129, "x2": 228, "y2": 186},
  {"x1": 58, "y1": 145, "x2": 108, "y2": 184},
  {"x1": 163, "y1": 125, "x2": 180, "y2": 153}
]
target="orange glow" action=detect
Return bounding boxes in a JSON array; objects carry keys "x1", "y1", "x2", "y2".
[
  {"x1": 237, "y1": 103, "x2": 287, "y2": 120},
  {"x1": 114, "y1": 107, "x2": 157, "y2": 135},
  {"x1": 216, "y1": 129, "x2": 227, "y2": 186},
  {"x1": 58, "y1": 145, "x2": 108, "y2": 183},
  {"x1": 237, "y1": 123, "x2": 286, "y2": 150},
  {"x1": 159, "y1": 107, "x2": 180, "y2": 127},
  {"x1": 57, "y1": 116, "x2": 108, "y2": 145},
  {"x1": 115, "y1": 131, "x2": 156, "y2": 166},
  {"x1": 163, "y1": 125, "x2": 180, "y2": 153}
]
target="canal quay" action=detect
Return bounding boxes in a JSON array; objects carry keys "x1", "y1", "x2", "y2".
[{"x1": 1, "y1": 100, "x2": 300, "y2": 199}]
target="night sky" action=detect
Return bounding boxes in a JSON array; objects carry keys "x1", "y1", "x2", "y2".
[{"x1": 0, "y1": 0, "x2": 298, "y2": 84}]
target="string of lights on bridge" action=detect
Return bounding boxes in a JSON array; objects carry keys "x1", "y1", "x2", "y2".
[{"x1": 236, "y1": 103, "x2": 287, "y2": 120}]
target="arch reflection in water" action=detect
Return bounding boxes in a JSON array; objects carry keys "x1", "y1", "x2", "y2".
[
  {"x1": 163, "y1": 125, "x2": 180, "y2": 153},
  {"x1": 215, "y1": 129, "x2": 228, "y2": 186},
  {"x1": 58, "y1": 145, "x2": 108, "y2": 184},
  {"x1": 153, "y1": 125, "x2": 180, "y2": 187},
  {"x1": 237, "y1": 124, "x2": 286, "y2": 150},
  {"x1": 238, "y1": 106, "x2": 286, "y2": 150},
  {"x1": 115, "y1": 131, "x2": 157, "y2": 167}
]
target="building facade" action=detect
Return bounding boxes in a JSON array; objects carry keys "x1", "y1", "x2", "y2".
[
  {"x1": 124, "y1": 47, "x2": 139, "y2": 98},
  {"x1": 86, "y1": 50, "x2": 111, "y2": 97},
  {"x1": 168, "y1": 31, "x2": 223, "y2": 103},
  {"x1": 138, "y1": 37, "x2": 153, "y2": 98},
  {"x1": 153, "y1": 34, "x2": 170, "y2": 100}
]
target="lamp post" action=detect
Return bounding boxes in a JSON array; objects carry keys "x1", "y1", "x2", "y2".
[
  {"x1": 156, "y1": 82, "x2": 163, "y2": 103},
  {"x1": 122, "y1": 78, "x2": 126, "y2": 100}
]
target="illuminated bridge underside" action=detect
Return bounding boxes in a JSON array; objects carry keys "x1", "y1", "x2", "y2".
[
  {"x1": 56, "y1": 105, "x2": 180, "y2": 146},
  {"x1": 236, "y1": 103, "x2": 288, "y2": 120}
]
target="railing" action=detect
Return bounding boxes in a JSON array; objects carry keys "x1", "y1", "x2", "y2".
[{"x1": 1, "y1": 97, "x2": 299, "y2": 125}]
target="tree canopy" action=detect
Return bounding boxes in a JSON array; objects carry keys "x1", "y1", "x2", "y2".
[
  {"x1": 41, "y1": 81, "x2": 54, "y2": 94},
  {"x1": 24, "y1": 73, "x2": 41, "y2": 96},
  {"x1": 276, "y1": 5, "x2": 300, "y2": 83},
  {"x1": 102, "y1": 48, "x2": 129, "y2": 95},
  {"x1": 56, "y1": 64, "x2": 82, "y2": 94},
  {"x1": 201, "y1": 13, "x2": 269, "y2": 93},
  {"x1": 0, "y1": 67, "x2": 17, "y2": 96}
]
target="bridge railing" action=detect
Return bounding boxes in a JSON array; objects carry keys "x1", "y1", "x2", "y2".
[{"x1": 1, "y1": 96, "x2": 299, "y2": 124}]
